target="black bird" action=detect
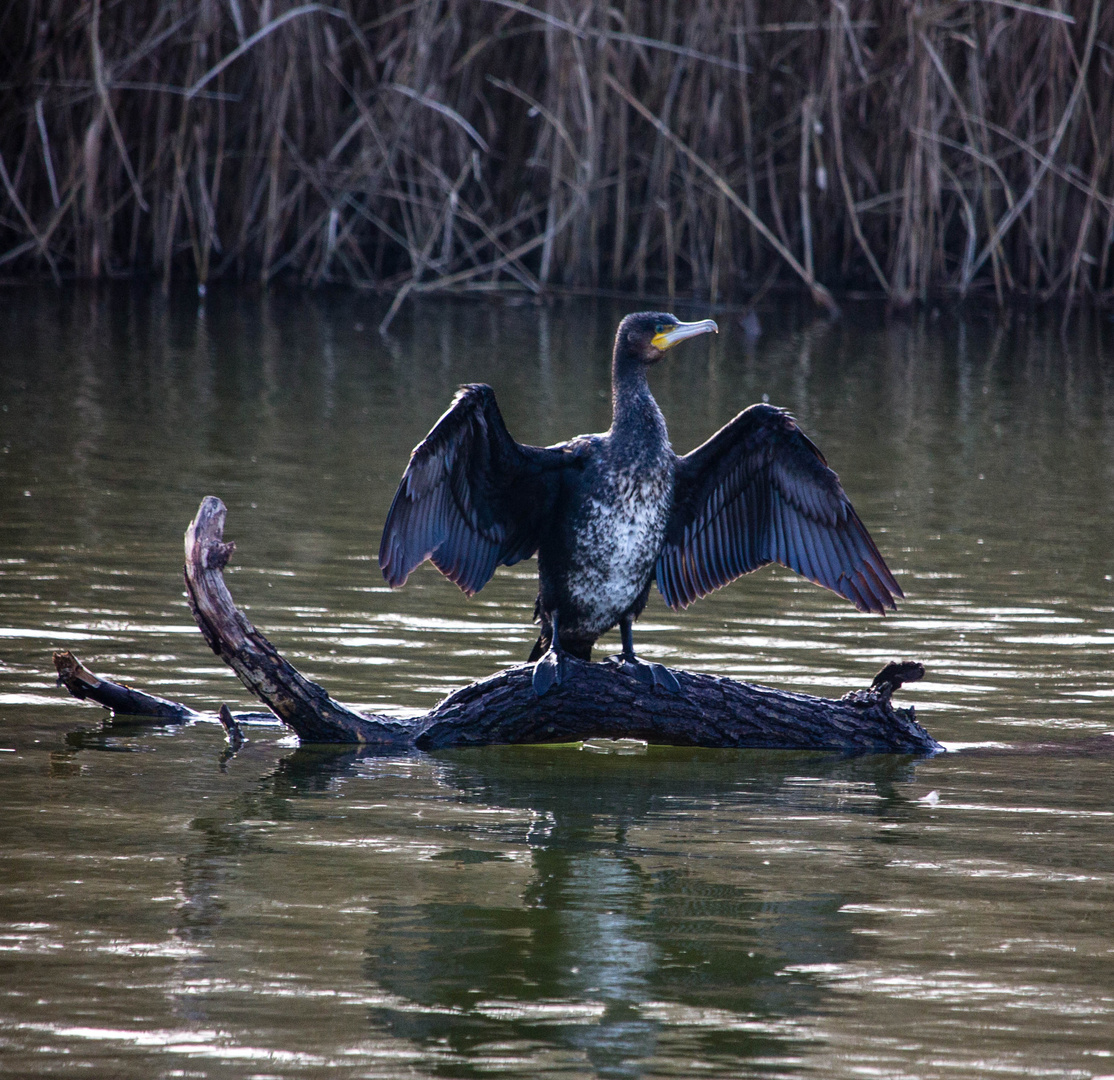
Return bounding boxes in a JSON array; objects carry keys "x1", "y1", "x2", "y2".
[{"x1": 378, "y1": 312, "x2": 902, "y2": 696}]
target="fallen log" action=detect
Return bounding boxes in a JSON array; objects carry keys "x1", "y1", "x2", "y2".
[{"x1": 54, "y1": 495, "x2": 942, "y2": 755}]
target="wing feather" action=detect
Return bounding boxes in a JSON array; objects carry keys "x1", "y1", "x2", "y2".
[
  {"x1": 657, "y1": 403, "x2": 903, "y2": 612},
  {"x1": 788, "y1": 506, "x2": 812, "y2": 581},
  {"x1": 379, "y1": 384, "x2": 571, "y2": 596}
]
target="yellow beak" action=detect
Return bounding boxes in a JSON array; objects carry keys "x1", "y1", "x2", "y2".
[{"x1": 650, "y1": 319, "x2": 719, "y2": 352}]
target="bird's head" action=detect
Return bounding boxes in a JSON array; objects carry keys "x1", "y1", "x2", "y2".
[{"x1": 614, "y1": 311, "x2": 719, "y2": 369}]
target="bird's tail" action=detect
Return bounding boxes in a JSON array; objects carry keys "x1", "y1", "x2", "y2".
[
  {"x1": 527, "y1": 632, "x2": 549, "y2": 663},
  {"x1": 529, "y1": 595, "x2": 551, "y2": 662}
]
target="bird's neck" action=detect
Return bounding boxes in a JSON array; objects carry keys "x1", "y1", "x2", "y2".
[{"x1": 610, "y1": 359, "x2": 667, "y2": 443}]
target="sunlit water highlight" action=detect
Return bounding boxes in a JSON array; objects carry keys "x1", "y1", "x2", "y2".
[{"x1": 1, "y1": 288, "x2": 1113, "y2": 1079}]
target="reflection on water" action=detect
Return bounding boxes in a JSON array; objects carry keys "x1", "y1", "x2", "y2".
[
  {"x1": 1, "y1": 288, "x2": 1113, "y2": 1078},
  {"x1": 2, "y1": 734, "x2": 1112, "y2": 1079}
]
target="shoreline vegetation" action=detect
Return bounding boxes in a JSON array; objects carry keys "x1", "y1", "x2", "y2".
[{"x1": 1, "y1": 1, "x2": 1111, "y2": 317}]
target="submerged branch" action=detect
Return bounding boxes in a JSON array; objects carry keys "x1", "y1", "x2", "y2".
[{"x1": 53, "y1": 650, "x2": 198, "y2": 722}]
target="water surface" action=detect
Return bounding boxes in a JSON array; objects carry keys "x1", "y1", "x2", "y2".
[{"x1": 1, "y1": 288, "x2": 1112, "y2": 1078}]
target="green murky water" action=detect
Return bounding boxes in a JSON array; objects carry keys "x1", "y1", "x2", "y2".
[{"x1": 1, "y1": 287, "x2": 1112, "y2": 1078}]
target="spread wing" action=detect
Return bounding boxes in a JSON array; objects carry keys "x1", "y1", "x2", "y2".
[
  {"x1": 656, "y1": 404, "x2": 903, "y2": 614},
  {"x1": 379, "y1": 384, "x2": 573, "y2": 596}
]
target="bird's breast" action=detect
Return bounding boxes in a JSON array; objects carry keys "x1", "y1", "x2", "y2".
[{"x1": 564, "y1": 452, "x2": 673, "y2": 630}]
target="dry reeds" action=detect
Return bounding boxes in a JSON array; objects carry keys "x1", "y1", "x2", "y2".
[{"x1": 1, "y1": 0, "x2": 1111, "y2": 311}]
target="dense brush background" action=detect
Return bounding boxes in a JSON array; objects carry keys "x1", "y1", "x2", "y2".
[{"x1": 1, "y1": 0, "x2": 1111, "y2": 305}]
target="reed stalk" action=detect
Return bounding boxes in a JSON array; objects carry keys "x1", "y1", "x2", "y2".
[{"x1": 0, "y1": 0, "x2": 1110, "y2": 306}]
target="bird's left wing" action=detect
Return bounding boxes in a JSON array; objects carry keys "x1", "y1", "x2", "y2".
[
  {"x1": 656, "y1": 404, "x2": 903, "y2": 613},
  {"x1": 379, "y1": 384, "x2": 572, "y2": 596}
]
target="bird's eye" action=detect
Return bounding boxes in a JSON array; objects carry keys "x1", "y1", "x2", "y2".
[{"x1": 655, "y1": 323, "x2": 666, "y2": 334}]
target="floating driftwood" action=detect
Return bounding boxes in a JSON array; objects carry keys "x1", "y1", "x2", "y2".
[{"x1": 55, "y1": 497, "x2": 940, "y2": 756}]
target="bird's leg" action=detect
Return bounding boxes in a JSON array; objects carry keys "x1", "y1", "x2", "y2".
[
  {"x1": 613, "y1": 614, "x2": 680, "y2": 694},
  {"x1": 532, "y1": 609, "x2": 568, "y2": 697}
]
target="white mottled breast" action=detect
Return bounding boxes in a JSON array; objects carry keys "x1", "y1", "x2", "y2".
[{"x1": 567, "y1": 454, "x2": 673, "y2": 634}]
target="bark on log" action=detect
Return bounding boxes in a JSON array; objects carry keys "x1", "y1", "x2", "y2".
[
  {"x1": 181, "y1": 496, "x2": 937, "y2": 754},
  {"x1": 54, "y1": 497, "x2": 941, "y2": 755}
]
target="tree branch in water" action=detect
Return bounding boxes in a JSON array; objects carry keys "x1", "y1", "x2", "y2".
[{"x1": 56, "y1": 497, "x2": 940, "y2": 756}]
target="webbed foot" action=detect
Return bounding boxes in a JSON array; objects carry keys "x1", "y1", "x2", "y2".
[
  {"x1": 648, "y1": 662, "x2": 681, "y2": 694},
  {"x1": 532, "y1": 647, "x2": 567, "y2": 697},
  {"x1": 612, "y1": 656, "x2": 681, "y2": 694}
]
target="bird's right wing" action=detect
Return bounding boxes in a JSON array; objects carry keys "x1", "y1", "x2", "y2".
[
  {"x1": 656, "y1": 404, "x2": 902, "y2": 613},
  {"x1": 378, "y1": 384, "x2": 572, "y2": 596}
]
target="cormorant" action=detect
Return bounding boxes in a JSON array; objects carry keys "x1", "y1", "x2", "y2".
[{"x1": 378, "y1": 312, "x2": 902, "y2": 696}]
